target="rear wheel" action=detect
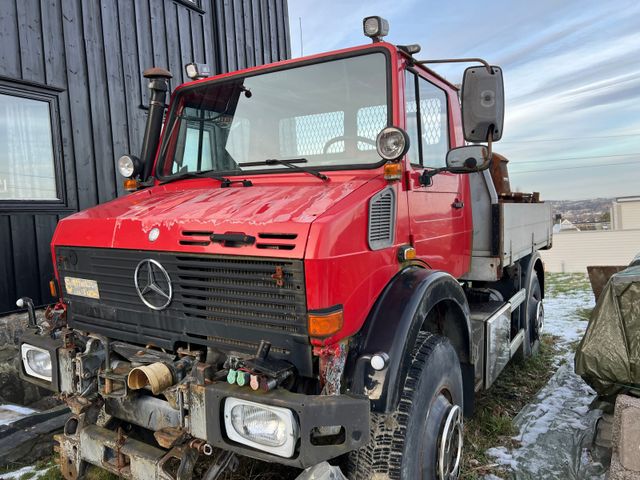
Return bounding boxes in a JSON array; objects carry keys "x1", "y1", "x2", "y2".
[
  {"x1": 519, "y1": 270, "x2": 543, "y2": 359},
  {"x1": 347, "y1": 332, "x2": 464, "y2": 479}
]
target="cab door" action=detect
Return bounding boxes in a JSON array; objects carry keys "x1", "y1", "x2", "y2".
[{"x1": 404, "y1": 71, "x2": 468, "y2": 277}]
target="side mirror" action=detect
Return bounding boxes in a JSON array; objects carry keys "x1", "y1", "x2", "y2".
[
  {"x1": 461, "y1": 66, "x2": 504, "y2": 142},
  {"x1": 445, "y1": 145, "x2": 489, "y2": 173}
]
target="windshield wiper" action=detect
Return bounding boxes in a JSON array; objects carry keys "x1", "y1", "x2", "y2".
[
  {"x1": 160, "y1": 170, "x2": 252, "y2": 188},
  {"x1": 238, "y1": 158, "x2": 328, "y2": 181}
]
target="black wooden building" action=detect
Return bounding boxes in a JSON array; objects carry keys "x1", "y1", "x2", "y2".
[{"x1": 0, "y1": 0, "x2": 291, "y2": 313}]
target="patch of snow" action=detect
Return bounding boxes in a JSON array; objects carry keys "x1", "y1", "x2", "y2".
[
  {"x1": 486, "y1": 283, "x2": 607, "y2": 479},
  {"x1": 0, "y1": 404, "x2": 36, "y2": 425},
  {"x1": 0, "y1": 465, "x2": 51, "y2": 480}
]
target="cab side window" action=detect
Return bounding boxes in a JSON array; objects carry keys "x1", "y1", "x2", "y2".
[
  {"x1": 418, "y1": 78, "x2": 449, "y2": 168},
  {"x1": 405, "y1": 72, "x2": 420, "y2": 166},
  {"x1": 405, "y1": 72, "x2": 450, "y2": 168}
]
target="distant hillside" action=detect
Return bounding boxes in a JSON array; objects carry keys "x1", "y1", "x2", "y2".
[{"x1": 547, "y1": 198, "x2": 613, "y2": 224}]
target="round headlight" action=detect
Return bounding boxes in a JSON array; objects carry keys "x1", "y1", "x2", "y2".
[
  {"x1": 117, "y1": 155, "x2": 140, "y2": 178},
  {"x1": 376, "y1": 127, "x2": 410, "y2": 161}
]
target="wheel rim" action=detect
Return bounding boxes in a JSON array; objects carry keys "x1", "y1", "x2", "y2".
[
  {"x1": 436, "y1": 400, "x2": 463, "y2": 479},
  {"x1": 527, "y1": 280, "x2": 543, "y2": 342},
  {"x1": 535, "y1": 301, "x2": 544, "y2": 334}
]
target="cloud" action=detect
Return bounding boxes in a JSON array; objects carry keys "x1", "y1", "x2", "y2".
[{"x1": 288, "y1": 0, "x2": 640, "y2": 199}]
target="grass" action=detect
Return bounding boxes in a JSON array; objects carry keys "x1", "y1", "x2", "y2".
[
  {"x1": 460, "y1": 334, "x2": 560, "y2": 479},
  {"x1": 84, "y1": 466, "x2": 118, "y2": 480},
  {"x1": 545, "y1": 273, "x2": 591, "y2": 297},
  {"x1": 575, "y1": 307, "x2": 593, "y2": 321},
  {"x1": 0, "y1": 459, "x2": 62, "y2": 480},
  {"x1": 38, "y1": 468, "x2": 63, "y2": 480}
]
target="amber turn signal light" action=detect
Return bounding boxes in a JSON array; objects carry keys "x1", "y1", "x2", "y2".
[
  {"x1": 49, "y1": 280, "x2": 57, "y2": 297},
  {"x1": 308, "y1": 309, "x2": 344, "y2": 337},
  {"x1": 123, "y1": 178, "x2": 139, "y2": 192},
  {"x1": 397, "y1": 245, "x2": 416, "y2": 262},
  {"x1": 383, "y1": 162, "x2": 402, "y2": 181}
]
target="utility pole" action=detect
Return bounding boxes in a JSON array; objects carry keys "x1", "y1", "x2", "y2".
[{"x1": 299, "y1": 17, "x2": 303, "y2": 56}]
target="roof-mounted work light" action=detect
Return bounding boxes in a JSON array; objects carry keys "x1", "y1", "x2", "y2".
[
  {"x1": 363, "y1": 16, "x2": 389, "y2": 42},
  {"x1": 185, "y1": 62, "x2": 212, "y2": 80}
]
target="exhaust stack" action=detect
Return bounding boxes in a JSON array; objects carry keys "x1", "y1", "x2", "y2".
[{"x1": 139, "y1": 67, "x2": 172, "y2": 181}]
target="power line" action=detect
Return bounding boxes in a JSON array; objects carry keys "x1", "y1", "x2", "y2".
[
  {"x1": 511, "y1": 152, "x2": 640, "y2": 165},
  {"x1": 512, "y1": 160, "x2": 639, "y2": 174},
  {"x1": 499, "y1": 132, "x2": 640, "y2": 144}
]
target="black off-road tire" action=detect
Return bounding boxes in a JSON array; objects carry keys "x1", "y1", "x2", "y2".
[
  {"x1": 346, "y1": 331, "x2": 464, "y2": 480},
  {"x1": 517, "y1": 271, "x2": 543, "y2": 361}
]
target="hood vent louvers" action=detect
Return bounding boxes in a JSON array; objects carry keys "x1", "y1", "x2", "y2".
[
  {"x1": 258, "y1": 233, "x2": 298, "y2": 240},
  {"x1": 256, "y1": 232, "x2": 298, "y2": 250},
  {"x1": 180, "y1": 230, "x2": 213, "y2": 246},
  {"x1": 179, "y1": 230, "x2": 299, "y2": 249},
  {"x1": 368, "y1": 187, "x2": 396, "y2": 250}
]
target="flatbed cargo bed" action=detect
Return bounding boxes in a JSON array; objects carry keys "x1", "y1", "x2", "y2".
[{"x1": 462, "y1": 170, "x2": 553, "y2": 281}]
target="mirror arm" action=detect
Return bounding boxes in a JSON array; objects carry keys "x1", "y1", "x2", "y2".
[
  {"x1": 415, "y1": 57, "x2": 494, "y2": 74},
  {"x1": 419, "y1": 167, "x2": 448, "y2": 186},
  {"x1": 478, "y1": 132, "x2": 494, "y2": 171}
]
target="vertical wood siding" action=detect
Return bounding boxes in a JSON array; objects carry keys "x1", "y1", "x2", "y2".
[{"x1": 0, "y1": 0, "x2": 290, "y2": 313}]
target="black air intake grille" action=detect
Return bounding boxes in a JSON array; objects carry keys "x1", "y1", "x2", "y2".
[
  {"x1": 56, "y1": 247, "x2": 312, "y2": 375},
  {"x1": 175, "y1": 255, "x2": 306, "y2": 331}
]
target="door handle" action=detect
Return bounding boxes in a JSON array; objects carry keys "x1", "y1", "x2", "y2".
[{"x1": 452, "y1": 200, "x2": 464, "y2": 209}]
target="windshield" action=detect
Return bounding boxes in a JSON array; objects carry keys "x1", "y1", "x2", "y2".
[{"x1": 158, "y1": 52, "x2": 389, "y2": 178}]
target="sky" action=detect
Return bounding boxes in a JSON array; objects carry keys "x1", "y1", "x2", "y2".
[{"x1": 287, "y1": 0, "x2": 640, "y2": 200}]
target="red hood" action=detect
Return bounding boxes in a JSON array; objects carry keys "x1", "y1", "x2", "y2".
[{"x1": 53, "y1": 173, "x2": 375, "y2": 258}]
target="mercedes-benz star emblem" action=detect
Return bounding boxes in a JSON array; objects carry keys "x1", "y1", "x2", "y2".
[{"x1": 134, "y1": 259, "x2": 172, "y2": 310}]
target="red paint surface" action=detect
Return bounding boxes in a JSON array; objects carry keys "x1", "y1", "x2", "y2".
[{"x1": 51, "y1": 42, "x2": 473, "y2": 346}]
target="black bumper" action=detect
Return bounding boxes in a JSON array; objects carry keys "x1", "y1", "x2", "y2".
[{"x1": 202, "y1": 382, "x2": 371, "y2": 468}]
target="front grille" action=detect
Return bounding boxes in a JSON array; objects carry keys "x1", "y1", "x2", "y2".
[
  {"x1": 175, "y1": 255, "x2": 306, "y2": 332},
  {"x1": 56, "y1": 247, "x2": 312, "y2": 375}
]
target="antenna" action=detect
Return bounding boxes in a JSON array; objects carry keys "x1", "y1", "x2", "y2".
[{"x1": 299, "y1": 17, "x2": 304, "y2": 56}]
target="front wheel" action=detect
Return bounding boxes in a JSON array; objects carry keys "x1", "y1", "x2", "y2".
[{"x1": 347, "y1": 332, "x2": 464, "y2": 479}]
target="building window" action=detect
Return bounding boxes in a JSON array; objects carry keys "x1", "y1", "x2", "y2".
[{"x1": 0, "y1": 87, "x2": 62, "y2": 205}]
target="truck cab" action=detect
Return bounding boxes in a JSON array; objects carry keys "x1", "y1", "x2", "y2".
[{"x1": 18, "y1": 16, "x2": 551, "y2": 480}]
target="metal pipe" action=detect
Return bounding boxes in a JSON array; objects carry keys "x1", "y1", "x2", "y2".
[
  {"x1": 16, "y1": 297, "x2": 37, "y2": 328},
  {"x1": 139, "y1": 67, "x2": 172, "y2": 181},
  {"x1": 127, "y1": 362, "x2": 174, "y2": 394},
  {"x1": 416, "y1": 57, "x2": 494, "y2": 74}
]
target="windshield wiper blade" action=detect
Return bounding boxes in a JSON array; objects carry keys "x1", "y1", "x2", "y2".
[
  {"x1": 238, "y1": 158, "x2": 328, "y2": 181},
  {"x1": 160, "y1": 170, "x2": 252, "y2": 188}
]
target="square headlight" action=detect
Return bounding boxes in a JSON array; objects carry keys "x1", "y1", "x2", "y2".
[
  {"x1": 21, "y1": 343, "x2": 52, "y2": 381},
  {"x1": 223, "y1": 397, "x2": 298, "y2": 458}
]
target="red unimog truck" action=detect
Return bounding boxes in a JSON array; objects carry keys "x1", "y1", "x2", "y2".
[{"x1": 17, "y1": 16, "x2": 552, "y2": 480}]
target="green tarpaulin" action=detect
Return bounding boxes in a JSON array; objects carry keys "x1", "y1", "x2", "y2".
[{"x1": 575, "y1": 260, "x2": 640, "y2": 397}]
